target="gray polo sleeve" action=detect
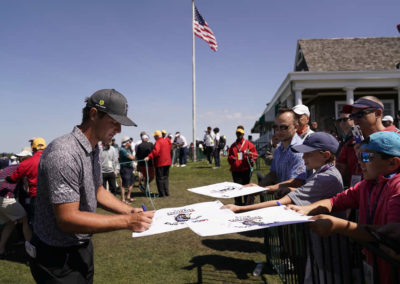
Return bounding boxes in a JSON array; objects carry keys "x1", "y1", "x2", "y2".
[
  {"x1": 44, "y1": 151, "x2": 81, "y2": 204},
  {"x1": 288, "y1": 172, "x2": 343, "y2": 206}
]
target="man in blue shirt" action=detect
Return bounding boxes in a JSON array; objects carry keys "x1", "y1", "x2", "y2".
[{"x1": 256, "y1": 108, "x2": 307, "y2": 199}]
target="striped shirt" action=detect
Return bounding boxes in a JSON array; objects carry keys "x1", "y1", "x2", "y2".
[
  {"x1": 34, "y1": 126, "x2": 102, "y2": 247},
  {"x1": 0, "y1": 165, "x2": 18, "y2": 198},
  {"x1": 270, "y1": 134, "x2": 307, "y2": 182}
]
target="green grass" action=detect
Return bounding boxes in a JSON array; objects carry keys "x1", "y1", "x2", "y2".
[{"x1": 0, "y1": 159, "x2": 281, "y2": 283}]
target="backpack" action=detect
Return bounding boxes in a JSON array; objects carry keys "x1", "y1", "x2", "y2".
[{"x1": 218, "y1": 135, "x2": 226, "y2": 149}]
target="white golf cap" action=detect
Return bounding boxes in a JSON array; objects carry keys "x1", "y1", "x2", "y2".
[
  {"x1": 382, "y1": 115, "x2": 394, "y2": 122},
  {"x1": 16, "y1": 150, "x2": 32, "y2": 157},
  {"x1": 121, "y1": 136, "x2": 132, "y2": 145},
  {"x1": 292, "y1": 104, "x2": 310, "y2": 116}
]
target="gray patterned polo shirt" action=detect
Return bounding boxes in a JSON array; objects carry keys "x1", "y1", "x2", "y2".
[{"x1": 34, "y1": 126, "x2": 102, "y2": 247}]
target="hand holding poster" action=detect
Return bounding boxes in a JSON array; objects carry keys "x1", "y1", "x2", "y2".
[
  {"x1": 132, "y1": 200, "x2": 231, "y2": 238},
  {"x1": 188, "y1": 205, "x2": 312, "y2": 237},
  {"x1": 187, "y1": 182, "x2": 267, "y2": 198}
]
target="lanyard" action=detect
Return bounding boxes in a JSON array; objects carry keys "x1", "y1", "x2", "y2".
[
  {"x1": 366, "y1": 181, "x2": 387, "y2": 225},
  {"x1": 236, "y1": 139, "x2": 247, "y2": 152},
  {"x1": 317, "y1": 163, "x2": 333, "y2": 174}
]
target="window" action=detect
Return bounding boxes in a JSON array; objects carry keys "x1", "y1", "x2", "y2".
[
  {"x1": 309, "y1": 105, "x2": 316, "y2": 122},
  {"x1": 335, "y1": 101, "x2": 347, "y2": 119}
]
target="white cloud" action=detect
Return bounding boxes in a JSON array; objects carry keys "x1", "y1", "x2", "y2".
[{"x1": 198, "y1": 109, "x2": 258, "y2": 123}]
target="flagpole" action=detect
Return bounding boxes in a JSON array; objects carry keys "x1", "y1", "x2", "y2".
[{"x1": 192, "y1": 0, "x2": 197, "y2": 162}]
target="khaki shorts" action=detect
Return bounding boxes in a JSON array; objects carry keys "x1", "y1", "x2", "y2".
[{"x1": 0, "y1": 196, "x2": 26, "y2": 224}]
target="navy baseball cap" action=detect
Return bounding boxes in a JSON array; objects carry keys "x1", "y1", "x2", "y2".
[
  {"x1": 342, "y1": 98, "x2": 383, "y2": 114},
  {"x1": 361, "y1": 131, "x2": 400, "y2": 157},
  {"x1": 86, "y1": 89, "x2": 137, "y2": 126},
  {"x1": 291, "y1": 132, "x2": 339, "y2": 154}
]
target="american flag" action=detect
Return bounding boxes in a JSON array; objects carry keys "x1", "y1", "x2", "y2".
[{"x1": 194, "y1": 6, "x2": 218, "y2": 51}]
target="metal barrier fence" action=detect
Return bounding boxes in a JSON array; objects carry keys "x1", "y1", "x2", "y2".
[
  {"x1": 188, "y1": 147, "x2": 206, "y2": 162},
  {"x1": 253, "y1": 142, "x2": 272, "y2": 171},
  {"x1": 263, "y1": 219, "x2": 400, "y2": 284},
  {"x1": 169, "y1": 147, "x2": 206, "y2": 164},
  {"x1": 258, "y1": 185, "x2": 400, "y2": 283}
]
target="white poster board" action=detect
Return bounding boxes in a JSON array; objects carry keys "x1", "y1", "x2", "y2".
[
  {"x1": 188, "y1": 206, "x2": 312, "y2": 237},
  {"x1": 132, "y1": 200, "x2": 230, "y2": 238},
  {"x1": 187, "y1": 182, "x2": 267, "y2": 198}
]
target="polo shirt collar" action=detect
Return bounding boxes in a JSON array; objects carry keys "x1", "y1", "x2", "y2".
[
  {"x1": 279, "y1": 133, "x2": 302, "y2": 152},
  {"x1": 291, "y1": 133, "x2": 302, "y2": 146},
  {"x1": 72, "y1": 126, "x2": 96, "y2": 154},
  {"x1": 315, "y1": 163, "x2": 333, "y2": 174},
  {"x1": 378, "y1": 172, "x2": 400, "y2": 182},
  {"x1": 384, "y1": 124, "x2": 399, "y2": 132}
]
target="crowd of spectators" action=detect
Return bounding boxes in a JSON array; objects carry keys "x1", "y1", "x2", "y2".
[
  {"x1": 101, "y1": 130, "x2": 191, "y2": 200},
  {"x1": 222, "y1": 96, "x2": 400, "y2": 283}
]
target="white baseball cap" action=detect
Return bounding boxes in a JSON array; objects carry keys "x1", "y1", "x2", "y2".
[
  {"x1": 382, "y1": 115, "x2": 394, "y2": 122},
  {"x1": 292, "y1": 104, "x2": 310, "y2": 116},
  {"x1": 16, "y1": 150, "x2": 32, "y2": 157},
  {"x1": 121, "y1": 136, "x2": 132, "y2": 145}
]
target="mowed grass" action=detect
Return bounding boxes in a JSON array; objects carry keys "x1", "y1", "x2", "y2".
[{"x1": 0, "y1": 158, "x2": 281, "y2": 284}]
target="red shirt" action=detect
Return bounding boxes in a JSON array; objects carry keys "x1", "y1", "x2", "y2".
[
  {"x1": 0, "y1": 165, "x2": 18, "y2": 198},
  {"x1": 228, "y1": 139, "x2": 258, "y2": 172},
  {"x1": 10, "y1": 150, "x2": 43, "y2": 197},
  {"x1": 383, "y1": 124, "x2": 399, "y2": 132},
  {"x1": 147, "y1": 138, "x2": 172, "y2": 167},
  {"x1": 165, "y1": 137, "x2": 172, "y2": 147},
  {"x1": 331, "y1": 173, "x2": 400, "y2": 284},
  {"x1": 337, "y1": 138, "x2": 361, "y2": 183},
  {"x1": 337, "y1": 125, "x2": 400, "y2": 183}
]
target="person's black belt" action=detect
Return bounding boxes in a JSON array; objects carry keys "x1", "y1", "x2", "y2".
[
  {"x1": 120, "y1": 165, "x2": 133, "y2": 169},
  {"x1": 31, "y1": 233, "x2": 90, "y2": 252},
  {"x1": 0, "y1": 191, "x2": 14, "y2": 198}
]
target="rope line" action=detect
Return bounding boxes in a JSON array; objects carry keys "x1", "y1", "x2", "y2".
[{"x1": 119, "y1": 159, "x2": 156, "y2": 210}]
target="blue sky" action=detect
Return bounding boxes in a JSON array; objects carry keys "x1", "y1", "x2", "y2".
[{"x1": 1, "y1": 0, "x2": 399, "y2": 153}]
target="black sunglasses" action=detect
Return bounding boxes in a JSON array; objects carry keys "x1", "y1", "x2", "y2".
[
  {"x1": 336, "y1": 117, "x2": 352, "y2": 123},
  {"x1": 349, "y1": 108, "x2": 376, "y2": 119},
  {"x1": 273, "y1": 124, "x2": 289, "y2": 131}
]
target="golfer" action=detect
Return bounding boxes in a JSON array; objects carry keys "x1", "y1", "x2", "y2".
[{"x1": 29, "y1": 89, "x2": 154, "y2": 283}]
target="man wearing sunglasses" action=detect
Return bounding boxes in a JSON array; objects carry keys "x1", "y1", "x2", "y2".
[
  {"x1": 336, "y1": 96, "x2": 398, "y2": 188},
  {"x1": 255, "y1": 108, "x2": 307, "y2": 198},
  {"x1": 288, "y1": 131, "x2": 400, "y2": 284},
  {"x1": 337, "y1": 112, "x2": 354, "y2": 145}
]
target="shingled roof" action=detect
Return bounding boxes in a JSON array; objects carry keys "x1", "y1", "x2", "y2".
[{"x1": 295, "y1": 37, "x2": 400, "y2": 72}]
